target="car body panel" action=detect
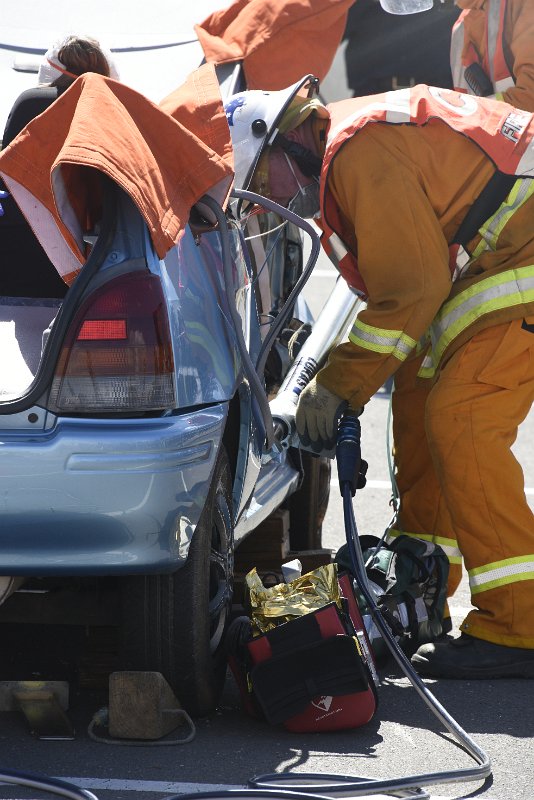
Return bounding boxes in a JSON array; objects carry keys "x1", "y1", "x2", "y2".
[
  {"x1": 158, "y1": 217, "x2": 267, "y2": 525},
  {"x1": 0, "y1": 405, "x2": 226, "y2": 574},
  {"x1": 0, "y1": 184, "x2": 300, "y2": 576},
  {"x1": 161, "y1": 226, "x2": 255, "y2": 408},
  {"x1": 0, "y1": 6, "x2": 306, "y2": 589},
  {"x1": 0, "y1": 2, "x2": 330, "y2": 712}
]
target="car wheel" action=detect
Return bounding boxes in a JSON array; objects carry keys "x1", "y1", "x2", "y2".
[
  {"x1": 287, "y1": 450, "x2": 331, "y2": 551},
  {"x1": 118, "y1": 446, "x2": 234, "y2": 717}
]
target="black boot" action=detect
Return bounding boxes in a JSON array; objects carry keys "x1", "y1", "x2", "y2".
[{"x1": 411, "y1": 633, "x2": 534, "y2": 679}]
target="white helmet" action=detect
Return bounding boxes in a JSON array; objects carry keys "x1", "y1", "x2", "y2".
[
  {"x1": 379, "y1": 0, "x2": 433, "y2": 13},
  {"x1": 225, "y1": 74, "x2": 319, "y2": 193}
]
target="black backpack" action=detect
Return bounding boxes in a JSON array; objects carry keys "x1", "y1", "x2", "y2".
[{"x1": 335, "y1": 534, "x2": 449, "y2": 660}]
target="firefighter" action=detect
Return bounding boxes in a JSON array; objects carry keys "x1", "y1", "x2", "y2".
[
  {"x1": 451, "y1": 0, "x2": 534, "y2": 111},
  {"x1": 225, "y1": 76, "x2": 534, "y2": 678},
  {"x1": 343, "y1": 0, "x2": 460, "y2": 97}
]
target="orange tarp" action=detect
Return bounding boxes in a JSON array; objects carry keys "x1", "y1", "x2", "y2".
[
  {"x1": 160, "y1": 63, "x2": 233, "y2": 170},
  {"x1": 0, "y1": 64, "x2": 233, "y2": 284},
  {"x1": 195, "y1": 0, "x2": 353, "y2": 90}
]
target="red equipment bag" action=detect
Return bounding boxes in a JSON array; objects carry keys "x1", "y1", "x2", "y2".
[{"x1": 227, "y1": 572, "x2": 378, "y2": 732}]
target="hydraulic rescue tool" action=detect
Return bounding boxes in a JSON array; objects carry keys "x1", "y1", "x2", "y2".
[{"x1": 173, "y1": 409, "x2": 493, "y2": 798}]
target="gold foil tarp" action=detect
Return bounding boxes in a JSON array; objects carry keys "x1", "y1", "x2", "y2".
[{"x1": 245, "y1": 562, "x2": 340, "y2": 635}]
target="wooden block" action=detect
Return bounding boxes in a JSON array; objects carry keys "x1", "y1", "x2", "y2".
[
  {"x1": 237, "y1": 509, "x2": 290, "y2": 553},
  {"x1": 234, "y1": 509, "x2": 290, "y2": 572},
  {"x1": 108, "y1": 672, "x2": 183, "y2": 740}
]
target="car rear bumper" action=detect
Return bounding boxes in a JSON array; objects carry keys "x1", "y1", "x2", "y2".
[{"x1": 0, "y1": 404, "x2": 227, "y2": 575}]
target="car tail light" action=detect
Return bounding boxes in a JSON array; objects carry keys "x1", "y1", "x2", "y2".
[{"x1": 49, "y1": 271, "x2": 176, "y2": 413}]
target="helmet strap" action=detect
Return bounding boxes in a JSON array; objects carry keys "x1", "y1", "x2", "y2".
[{"x1": 272, "y1": 133, "x2": 322, "y2": 178}]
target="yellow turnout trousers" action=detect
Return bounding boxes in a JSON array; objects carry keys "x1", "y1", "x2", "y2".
[{"x1": 391, "y1": 317, "x2": 534, "y2": 648}]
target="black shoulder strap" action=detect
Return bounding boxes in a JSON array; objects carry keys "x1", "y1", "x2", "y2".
[
  {"x1": 273, "y1": 133, "x2": 323, "y2": 178},
  {"x1": 451, "y1": 170, "x2": 519, "y2": 250}
]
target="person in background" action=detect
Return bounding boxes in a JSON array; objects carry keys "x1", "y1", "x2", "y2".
[
  {"x1": 451, "y1": 0, "x2": 534, "y2": 111},
  {"x1": 37, "y1": 34, "x2": 119, "y2": 88},
  {"x1": 343, "y1": 0, "x2": 460, "y2": 97},
  {"x1": 225, "y1": 76, "x2": 534, "y2": 679},
  {"x1": 0, "y1": 34, "x2": 120, "y2": 298},
  {"x1": 2, "y1": 35, "x2": 119, "y2": 148}
]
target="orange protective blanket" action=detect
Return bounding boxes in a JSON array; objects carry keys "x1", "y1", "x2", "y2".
[
  {"x1": 195, "y1": 0, "x2": 353, "y2": 90},
  {"x1": 0, "y1": 64, "x2": 233, "y2": 284}
]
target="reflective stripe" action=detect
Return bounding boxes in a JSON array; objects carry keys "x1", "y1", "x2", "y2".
[
  {"x1": 328, "y1": 231, "x2": 349, "y2": 262},
  {"x1": 384, "y1": 88, "x2": 411, "y2": 123},
  {"x1": 469, "y1": 555, "x2": 534, "y2": 594},
  {"x1": 487, "y1": 0, "x2": 500, "y2": 83},
  {"x1": 419, "y1": 265, "x2": 534, "y2": 377},
  {"x1": 387, "y1": 528, "x2": 463, "y2": 564},
  {"x1": 328, "y1": 101, "x2": 388, "y2": 142},
  {"x1": 472, "y1": 178, "x2": 534, "y2": 258},
  {"x1": 328, "y1": 96, "x2": 410, "y2": 142},
  {"x1": 450, "y1": 18, "x2": 467, "y2": 90},
  {"x1": 452, "y1": 244, "x2": 471, "y2": 281},
  {"x1": 452, "y1": 0, "x2": 512, "y2": 95},
  {"x1": 415, "y1": 334, "x2": 429, "y2": 355},
  {"x1": 349, "y1": 318, "x2": 416, "y2": 360},
  {"x1": 418, "y1": 353, "x2": 434, "y2": 378},
  {"x1": 421, "y1": 179, "x2": 534, "y2": 377}
]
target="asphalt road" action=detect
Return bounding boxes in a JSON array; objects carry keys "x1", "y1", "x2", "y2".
[{"x1": 1, "y1": 252, "x2": 533, "y2": 800}]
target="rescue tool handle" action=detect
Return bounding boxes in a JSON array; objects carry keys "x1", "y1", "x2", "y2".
[{"x1": 336, "y1": 411, "x2": 368, "y2": 497}]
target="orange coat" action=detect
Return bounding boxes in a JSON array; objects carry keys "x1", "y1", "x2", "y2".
[
  {"x1": 0, "y1": 64, "x2": 233, "y2": 284},
  {"x1": 195, "y1": 0, "x2": 353, "y2": 90},
  {"x1": 314, "y1": 84, "x2": 534, "y2": 650},
  {"x1": 317, "y1": 115, "x2": 534, "y2": 409}
]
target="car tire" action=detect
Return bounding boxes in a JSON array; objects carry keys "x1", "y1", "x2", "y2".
[
  {"x1": 118, "y1": 446, "x2": 234, "y2": 717},
  {"x1": 287, "y1": 450, "x2": 331, "y2": 551}
]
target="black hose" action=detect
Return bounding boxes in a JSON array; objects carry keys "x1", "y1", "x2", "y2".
[
  {"x1": 231, "y1": 189, "x2": 321, "y2": 380},
  {"x1": 0, "y1": 768, "x2": 98, "y2": 800},
  {"x1": 201, "y1": 191, "x2": 322, "y2": 452},
  {"x1": 250, "y1": 413, "x2": 492, "y2": 796},
  {"x1": 200, "y1": 194, "x2": 276, "y2": 450},
  {"x1": 174, "y1": 411, "x2": 491, "y2": 800}
]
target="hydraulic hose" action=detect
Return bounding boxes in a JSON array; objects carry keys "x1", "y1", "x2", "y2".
[
  {"x1": 0, "y1": 768, "x2": 98, "y2": 800},
  {"x1": 202, "y1": 191, "x2": 321, "y2": 452},
  {"x1": 231, "y1": 189, "x2": 321, "y2": 380},
  {"x1": 251, "y1": 413, "x2": 491, "y2": 797},
  {"x1": 172, "y1": 414, "x2": 491, "y2": 800},
  {"x1": 201, "y1": 194, "x2": 277, "y2": 450}
]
